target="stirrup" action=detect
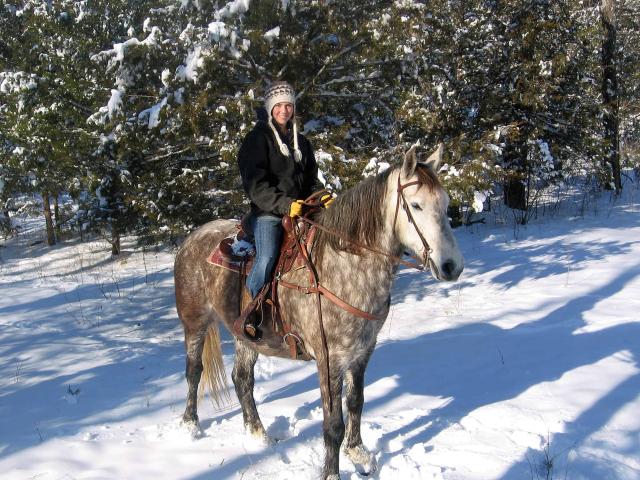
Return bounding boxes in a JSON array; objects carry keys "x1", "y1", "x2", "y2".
[
  {"x1": 242, "y1": 317, "x2": 263, "y2": 342},
  {"x1": 234, "y1": 284, "x2": 269, "y2": 343}
]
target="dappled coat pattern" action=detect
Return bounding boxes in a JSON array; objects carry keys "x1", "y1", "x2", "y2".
[{"x1": 174, "y1": 145, "x2": 463, "y2": 480}]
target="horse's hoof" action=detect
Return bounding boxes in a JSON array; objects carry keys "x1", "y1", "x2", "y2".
[
  {"x1": 247, "y1": 425, "x2": 274, "y2": 446},
  {"x1": 181, "y1": 419, "x2": 203, "y2": 439},
  {"x1": 344, "y1": 444, "x2": 377, "y2": 475},
  {"x1": 325, "y1": 475, "x2": 341, "y2": 480}
]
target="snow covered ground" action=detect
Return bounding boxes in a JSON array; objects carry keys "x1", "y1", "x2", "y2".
[{"x1": 1, "y1": 180, "x2": 639, "y2": 480}]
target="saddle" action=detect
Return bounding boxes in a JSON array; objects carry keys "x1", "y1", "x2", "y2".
[
  {"x1": 206, "y1": 215, "x2": 314, "y2": 278},
  {"x1": 206, "y1": 219, "x2": 255, "y2": 274},
  {"x1": 207, "y1": 197, "x2": 325, "y2": 359}
]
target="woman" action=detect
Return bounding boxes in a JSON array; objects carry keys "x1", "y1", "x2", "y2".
[{"x1": 238, "y1": 81, "x2": 323, "y2": 299}]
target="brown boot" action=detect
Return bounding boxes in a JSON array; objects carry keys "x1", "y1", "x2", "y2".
[{"x1": 233, "y1": 287, "x2": 266, "y2": 342}]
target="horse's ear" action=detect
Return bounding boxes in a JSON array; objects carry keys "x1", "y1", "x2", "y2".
[
  {"x1": 422, "y1": 143, "x2": 444, "y2": 172},
  {"x1": 402, "y1": 144, "x2": 419, "y2": 179}
]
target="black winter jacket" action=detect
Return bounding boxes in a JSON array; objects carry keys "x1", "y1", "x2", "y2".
[{"x1": 238, "y1": 120, "x2": 321, "y2": 217}]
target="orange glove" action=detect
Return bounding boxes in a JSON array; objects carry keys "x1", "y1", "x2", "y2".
[
  {"x1": 289, "y1": 199, "x2": 304, "y2": 217},
  {"x1": 320, "y1": 193, "x2": 334, "y2": 208}
]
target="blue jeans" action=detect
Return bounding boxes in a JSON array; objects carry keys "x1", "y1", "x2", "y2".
[{"x1": 246, "y1": 214, "x2": 283, "y2": 298}]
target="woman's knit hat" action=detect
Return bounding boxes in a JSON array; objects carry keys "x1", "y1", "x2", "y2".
[{"x1": 264, "y1": 81, "x2": 302, "y2": 162}]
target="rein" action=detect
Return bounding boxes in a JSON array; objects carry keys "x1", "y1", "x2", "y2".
[
  {"x1": 299, "y1": 217, "x2": 423, "y2": 270},
  {"x1": 280, "y1": 173, "x2": 434, "y2": 324},
  {"x1": 301, "y1": 174, "x2": 433, "y2": 271},
  {"x1": 274, "y1": 174, "x2": 435, "y2": 415}
]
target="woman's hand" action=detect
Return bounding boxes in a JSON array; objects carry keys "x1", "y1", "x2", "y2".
[
  {"x1": 320, "y1": 193, "x2": 334, "y2": 208},
  {"x1": 289, "y1": 200, "x2": 305, "y2": 217}
]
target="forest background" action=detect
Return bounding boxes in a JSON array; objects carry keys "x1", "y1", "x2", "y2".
[{"x1": 1, "y1": 0, "x2": 639, "y2": 252}]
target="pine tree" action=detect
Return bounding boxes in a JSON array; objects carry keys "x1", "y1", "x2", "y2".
[
  {"x1": 1, "y1": 1, "x2": 101, "y2": 244},
  {"x1": 601, "y1": 0, "x2": 622, "y2": 192},
  {"x1": 618, "y1": 0, "x2": 640, "y2": 174},
  {"x1": 2, "y1": 0, "x2": 639, "y2": 243}
]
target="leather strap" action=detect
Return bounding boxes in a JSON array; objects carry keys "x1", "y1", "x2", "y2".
[
  {"x1": 300, "y1": 217, "x2": 424, "y2": 270},
  {"x1": 394, "y1": 176, "x2": 432, "y2": 268},
  {"x1": 286, "y1": 214, "x2": 333, "y2": 413},
  {"x1": 277, "y1": 279, "x2": 383, "y2": 320}
]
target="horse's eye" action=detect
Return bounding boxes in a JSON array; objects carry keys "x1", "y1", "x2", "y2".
[{"x1": 411, "y1": 202, "x2": 422, "y2": 211}]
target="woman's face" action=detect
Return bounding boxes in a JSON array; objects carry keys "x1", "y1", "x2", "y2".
[{"x1": 272, "y1": 102, "x2": 294, "y2": 128}]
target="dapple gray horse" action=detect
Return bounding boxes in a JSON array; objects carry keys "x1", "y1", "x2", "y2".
[{"x1": 174, "y1": 145, "x2": 464, "y2": 479}]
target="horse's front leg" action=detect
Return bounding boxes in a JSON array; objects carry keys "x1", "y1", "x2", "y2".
[
  {"x1": 343, "y1": 349, "x2": 377, "y2": 475},
  {"x1": 318, "y1": 357, "x2": 345, "y2": 480},
  {"x1": 232, "y1": 338, "x2": 270, "y2": 443}
]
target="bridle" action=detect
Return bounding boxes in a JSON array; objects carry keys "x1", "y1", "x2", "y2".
[
  {"x1": 392, "y1": 173, "x2": 434, "y2": 270},
  {"x1": 298, "y1": 172, "x2": 434, "y2": 271}
]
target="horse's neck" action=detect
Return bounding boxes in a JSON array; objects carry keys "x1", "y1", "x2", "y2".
[
  {"x1": 315, "y1": 245, "x2": 397, "y2": 315},
  {"x1": 316, "y1": 171, "x2": 401, "y2": 302}
]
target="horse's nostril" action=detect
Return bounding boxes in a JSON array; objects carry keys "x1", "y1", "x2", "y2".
[{"x1": 442, "y1": 260, "x2": 455, "y2": 277}]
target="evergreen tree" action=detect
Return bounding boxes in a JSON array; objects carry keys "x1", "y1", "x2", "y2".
[
  {"x1": 601, "y1": 0, "x2": 622, "y2": 192},
  {"x1": 1, "y1": 0, "x2": 639, "y2": 244},
  {"x1": 1, "y1": 1, "x2": 99, "y2": 243},
  {"x1": 618, "y1": 0, "x2": 640, "y2": 172}
]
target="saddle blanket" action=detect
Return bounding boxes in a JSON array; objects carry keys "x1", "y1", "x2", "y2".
[{"x1": 207, "y1": 227, "x2": 255, "y2": 274}]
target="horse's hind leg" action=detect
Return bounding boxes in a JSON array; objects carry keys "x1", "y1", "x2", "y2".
[
  {"x1": 181, "y1": 318, "x2": 209, "y2": 435},
  {"x1": 343, "y1": 348, "x2": 377, "y2": 474},
  {"x1": 232, "y1": 338, "x2": 269, "y2": 442}
]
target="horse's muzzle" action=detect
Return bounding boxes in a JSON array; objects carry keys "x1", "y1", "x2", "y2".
[{"x1": 430, "y1": 258, "x2": 463, "y2": 282}]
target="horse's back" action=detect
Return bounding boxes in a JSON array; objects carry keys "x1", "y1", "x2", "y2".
[
  {"x1": 174, "y1": 219, "x2": 238, "y2": 323},
  {"x1": 178, "y1": 219, "x2": 237, "y2": 255}
]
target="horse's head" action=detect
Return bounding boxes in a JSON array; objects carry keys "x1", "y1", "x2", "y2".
[{"x1": 391, "y1": 144, "x2": 464, "y2": 281}]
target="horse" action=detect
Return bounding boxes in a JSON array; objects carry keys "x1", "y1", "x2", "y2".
[{"x1": 174, "y1": 144, "x2": 464, "y2": 480}]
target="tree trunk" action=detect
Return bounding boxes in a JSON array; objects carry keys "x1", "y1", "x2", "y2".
[
  {"x1": 53, "y1": 193, "x2": 61, "y2": 238},
  {"x1": 504, "y1": 178, "x2": 527, "y2": 211},
  {"x1": 0, "y1": 209, "x2": 10, "y2": 235},
  {"x1": 42, "y1": 192, "x2": 56, "y2": 246},
  {"x1": 111, "y1": 228, "x2": 120, "y2": 255},
  {"x1": 601, "y1": 0, "x2": 622, "y2": 193},
  {"x1": 503, "y1": 137, "x2": 529, "y2": 212},
  {"x1": 447, "y1": 204, "x2": 463, "y2": 228}
]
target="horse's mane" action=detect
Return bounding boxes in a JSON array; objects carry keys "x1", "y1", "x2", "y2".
[{"x1": 314, "y1": 163, "x2": 441, "y2": 262}]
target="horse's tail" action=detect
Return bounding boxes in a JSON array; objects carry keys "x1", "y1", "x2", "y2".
[{"x1": 199, "y1": 322, "x2": 231, "y2": 408}]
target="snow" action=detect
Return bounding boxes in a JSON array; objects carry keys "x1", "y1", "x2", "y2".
[
  {"x1": 486, "y1": 143, "x2": 503, "y2": 155},
  {"x1": 537, "y1": 139, "x2": 554, "y2": 167},
  {"x1": 94, "y1": 30, "x2": 154, "y2": 66},
  {"x1": 540, "y1": 60, "x2": 553, "y2": 78},
  {"x1": 215, "y1": 0, "x2": 251, "y2": 20},
  {"x1": 304, "y1": 119, "x2": 323, "y2": 133},
  {"x1": 0, "y1": 71, "x2": 38, "y2": 94},
  {"x1": 174, "y1": 87, "x2": 185, "y2": 105},
  {"x1": 107, "y1": 88, "x2": 123, "y2": 119},
  {"x1": 1, "y1": 181, "x2": 639, "y2": 479},
  {"x1": 472, "y1": 190, "x2": 487, "y2": 213},
  {"x1": 264, "y1": 26, "x2": 280, "y2": 42},
  {"x1": 161, "y1": 69, "x2": 172, "y2": 87},
  {"x1": 208, "y1": 21, "x2": 230, "y2": 42},
  {"x1": 176, "y1": 45, "x2": 206, "y2": 83},
  {"x1": 364, "y1": 158, "x2": 392, "y2": 177},
  {"x1": 95, "y1": 185, "x2": 108, "y2": 207},
  {"x1": 315, "y1": 150, "x2": 332, "y2": 165},
  {"x1": 139, "y1": 97, "x2": 168, "y2": 129}
]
